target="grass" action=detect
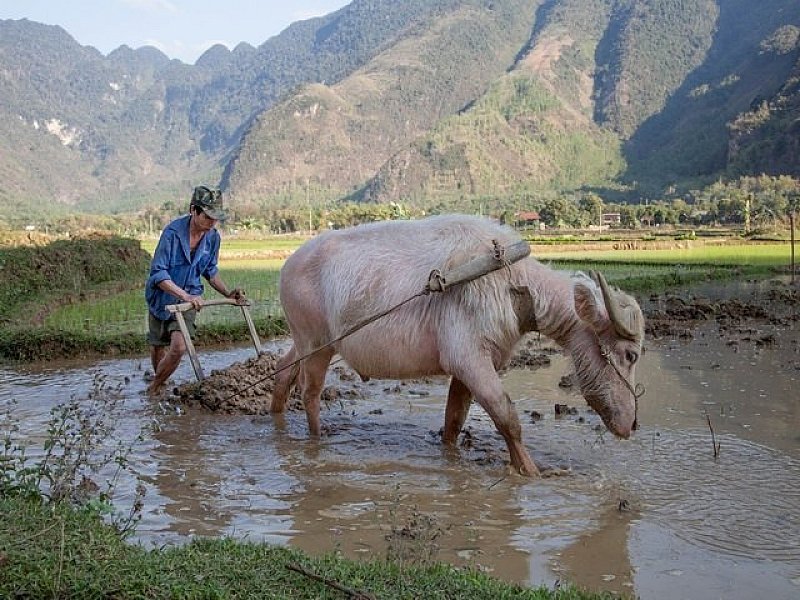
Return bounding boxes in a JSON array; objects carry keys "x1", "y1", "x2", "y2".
[
  {"x1": 0, "y1": 249, "x2": 288, "y2": 360},
  {"x1": 0, "y1": 494, "x2": 612, "y2": 599},
  {"x1": 535, "y1": 240, "x2": 795, "y2": 292},
  {"x1": 41, "y1": 261, "x2": 284, "y2": 334},
  {"x1": 535, "y1": 242, "x2": 795, "y2": 265}
]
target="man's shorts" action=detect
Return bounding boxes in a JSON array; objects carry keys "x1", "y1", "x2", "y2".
[{"x1": 148, "y1": 310, "x2": 197, "y2": 346}]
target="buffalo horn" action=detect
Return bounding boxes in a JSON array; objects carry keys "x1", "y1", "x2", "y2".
[{"x1": 591, "y1": 271, "x2": 639, "y2": 341}]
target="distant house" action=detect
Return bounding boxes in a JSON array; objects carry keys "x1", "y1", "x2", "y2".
[
  {"x1": 601, "y1": 212, "x2": 621, "y2": 225},
  {"x1": 515, "y1": 211, "x2": 542, "y2": 228}
]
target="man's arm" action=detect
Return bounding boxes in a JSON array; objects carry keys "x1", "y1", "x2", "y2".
[{"x1": 207, "y1": 273, "x2": 244, "y2": 302}]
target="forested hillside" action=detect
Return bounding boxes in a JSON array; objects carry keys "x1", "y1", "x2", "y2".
[
  {"x1": 726, "y1": 27, "x2": 800, "y2": 179},
  {"x1": 225, "y1": 0, "x2": 800, "y2": 210},
  {"x1": 0, "y1": 1, "x2": 472, "y2": 219},
  {"x1": 222, "y1": 0, "x2": 541, "y2": 206},
  {"x1": 357, "y1": 0, "x2": 625, "y2": 208},
  {"x1": 626, "y1": 0, "x2": 800, "y2": 194},
  {"x1": 1, "y1": 0, "x2": 800, "y2": 223}
]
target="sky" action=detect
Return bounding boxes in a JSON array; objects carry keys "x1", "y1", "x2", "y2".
[{"x1": 1, "y1": 0, "x2": 352, "y2": 64}]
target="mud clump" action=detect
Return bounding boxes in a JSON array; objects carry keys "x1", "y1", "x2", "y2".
[
  {"x1": 173, "y1": 351, "x2": 291, "y2": 414},
  {"x1": 172, "y1": 351, "x2": 365, "y2": 414},
  {"x1": 506, "y1": 337, "x2": 560, "y2": 370},
  {"x1": 644, "y1": 282, "x2": 799, "y2": 349}
]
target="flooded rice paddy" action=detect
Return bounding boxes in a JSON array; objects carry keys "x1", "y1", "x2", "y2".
[{"x1": 2, "y1": 280, "x2": 798, "y2": 599}]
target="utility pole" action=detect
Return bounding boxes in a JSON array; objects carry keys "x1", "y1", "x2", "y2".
[
  {"x1": 790, "y1": 188, "x2": 799, "y2": 285},
  {"x1": 791, "y1": 209, "x2": 796, "y2": 285}
]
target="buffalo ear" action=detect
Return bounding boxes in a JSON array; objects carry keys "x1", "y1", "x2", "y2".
[{"x1": 574, "y1": 280, "x2": 604, "y2": 330}]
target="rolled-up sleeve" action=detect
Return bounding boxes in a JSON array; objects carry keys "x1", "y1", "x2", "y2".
[{"x1": 147, "y1": 231, "x2": 176, "y2": 290}]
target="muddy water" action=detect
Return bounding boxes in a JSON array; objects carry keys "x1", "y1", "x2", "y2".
[{"x1": 2, "y1": 287, "x2": 799, "y2": 599}]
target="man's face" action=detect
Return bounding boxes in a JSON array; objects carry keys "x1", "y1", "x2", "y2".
[{"x1": 195, "y1": 210, "x2": 218, "y2": 231}]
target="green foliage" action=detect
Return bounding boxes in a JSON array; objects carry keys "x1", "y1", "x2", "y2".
[
  {"x1": 596, "y1": 0, "x2": 720, "y2": 137},
  {"x1": 0, "y1": 329, "x2": 145, "y2": 362},
  {"x1": 0, "y1": 316, "x2": 288, "y2": 362},
  {"x1": 626, "y1": 0, "x2": 800, "y2": 191},
  {"x1": 1, "y1": 381, "x2": 145, "y2": 536},
  {"x1": 726, "y1": 53, "x2": 800, "y2": 180},
  {"x1": 760, "y1": 25, "x2": 800, "y2": 55},
  {"x1": 362, "y1": 70, "x2": 625, "y2": 207}
]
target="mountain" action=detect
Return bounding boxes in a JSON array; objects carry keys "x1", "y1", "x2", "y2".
[
  {"x1": 624, "y1": 0, "x2": 800, "y2": 194},
  {"x1": 1, "y1": 1, "x2": 799, "y2": 222},
  {"x1": 226, "y1": 0, "x2": 800, "y2": 209},
  {"x1": 222, "y1": 0, "x2": 541, "y2": 205},
  {"x1": 0, "y1": 2, "x2": 466, "y2": 219},
  {"x1": 354, "y1": 0, "x2": 627, "y2": 208},
  {"x1": 726, "y1": 26, "x2": 800, "y2": 179}
]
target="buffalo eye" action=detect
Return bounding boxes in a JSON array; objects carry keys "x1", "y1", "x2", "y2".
[{"x1": 625, "y1": 350, "x2": 639, "y2": 365}]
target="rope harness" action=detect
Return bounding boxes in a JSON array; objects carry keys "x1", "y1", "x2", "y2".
[{"x1": 599, "y1": 342, "x2": 646, "y2": 429}]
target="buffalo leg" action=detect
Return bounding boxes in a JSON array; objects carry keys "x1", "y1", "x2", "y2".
[
  {"x1": 271, "y1": 345, "x2": 300, "y2": 414},
  {"x1": 456, "y1": 364, "x2": 539, "y2": 476},
  {"x1": 443, "y1": 377, "x2": 472, "y2": 445},
  {"x1": 300, "y1": 348, "x2": 335, "y2": 436}
]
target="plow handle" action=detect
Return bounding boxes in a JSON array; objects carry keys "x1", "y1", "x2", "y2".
[{"x1": 166, "y1": 297, "x2": 250, "y2": 313}]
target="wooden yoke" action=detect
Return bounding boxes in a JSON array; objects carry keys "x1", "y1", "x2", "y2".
[
  {"x1": 166, "y1": 297, "x2": 262, "y2": 382},
  {"x1": 426, "y1": 239, "x2": 531, "y2": 293}
]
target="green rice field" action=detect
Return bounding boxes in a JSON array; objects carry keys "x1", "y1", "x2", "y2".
[
  {"x1": 42, "y1": 259, "x2": 284, "y2": 334},
  {"x1": 535, "y1": 242, "x2": 794, "y2": 266}
]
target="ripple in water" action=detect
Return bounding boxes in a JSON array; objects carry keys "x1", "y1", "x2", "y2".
[{"x1": 591, "y1": 427, "x2": 800, "y2": 566}]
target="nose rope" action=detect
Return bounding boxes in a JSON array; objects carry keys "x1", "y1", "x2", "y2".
[{"x1": 599, "y1": 343, "x2": 645, "y2": 429}]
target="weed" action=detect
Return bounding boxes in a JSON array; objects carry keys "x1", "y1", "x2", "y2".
[
  {"x1": 0, "y1": 373, "x2": 145, "y2": 535},
  {"x1": 385, "y1": 487, "x2": 450, "y2": 566}
]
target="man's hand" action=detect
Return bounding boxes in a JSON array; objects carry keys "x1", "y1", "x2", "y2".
[
  {"x1": 184, "y1": 294, "x2": 204, "y2": 311},
  {"x1": 227, "y1": 288, "x2": 245, "y2": 303}
]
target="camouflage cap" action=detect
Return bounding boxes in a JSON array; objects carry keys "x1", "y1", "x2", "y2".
[{"x1": 190, "y1": 186, "x2": 227, "y2": 221}]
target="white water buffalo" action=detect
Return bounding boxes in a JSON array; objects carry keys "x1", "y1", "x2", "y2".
[{"x1": 272, "y1": 214, "x2": 644, "y2": 476}]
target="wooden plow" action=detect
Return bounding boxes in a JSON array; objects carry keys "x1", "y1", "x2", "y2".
[{"x1": 166, "y1": 297, "x2": 262, "y2": 382}]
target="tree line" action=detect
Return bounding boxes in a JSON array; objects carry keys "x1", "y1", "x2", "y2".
[{"x1": 4, "y1": 175, "x2": 797, "y2": 238}]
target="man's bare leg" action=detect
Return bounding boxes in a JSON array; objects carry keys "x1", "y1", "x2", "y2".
[
  {"x1": 150, "y1": 345, "x2": 166, "y2": 373},
  {"x1": 147, "y1": 330, "x2": 186, "y2": 394}
]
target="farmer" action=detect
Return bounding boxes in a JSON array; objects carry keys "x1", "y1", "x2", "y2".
[{"x1": 145, "y1": 185, "x2": 243, "y2": 394}]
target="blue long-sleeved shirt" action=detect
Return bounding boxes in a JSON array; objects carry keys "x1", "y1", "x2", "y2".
[{"x1": 145, "y1": 215, "x2": 220, "y2": 320}]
